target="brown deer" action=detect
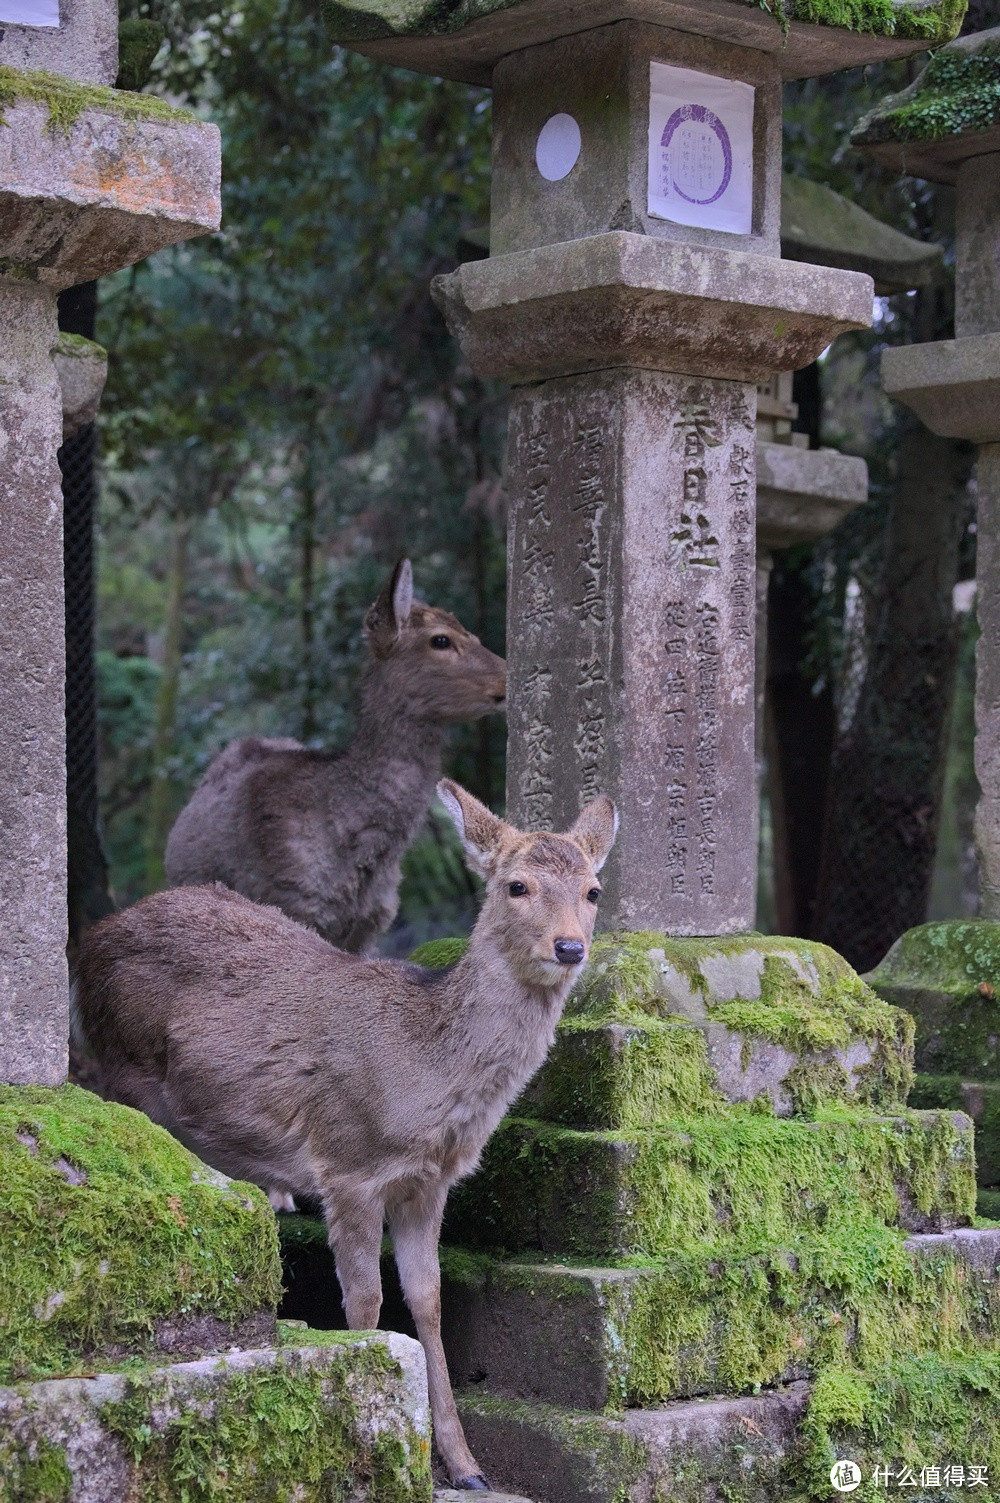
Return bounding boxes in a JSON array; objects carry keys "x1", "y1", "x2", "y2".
[
  {"x1": 164, "y1": 560, "x2": 506, "y2": 955},
  {"x1": 73, "y1": 781, "x2": 617, "y2": 1489}
]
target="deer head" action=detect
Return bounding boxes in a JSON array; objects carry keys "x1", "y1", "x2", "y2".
[
  {"x1": 363, "y1": 560, "x2": 506, "y2": 723},
  {"x1": 437, "y1": 779, "x2": 618, "y2": 990}
]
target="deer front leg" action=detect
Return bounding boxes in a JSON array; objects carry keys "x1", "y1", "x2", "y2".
[
  {"x1": 323, "y1": 1182, "x2": 385, "y2": 1331},
  {"x1": 388, "y1": 1186, "x2": 488, "y2": 1491}
]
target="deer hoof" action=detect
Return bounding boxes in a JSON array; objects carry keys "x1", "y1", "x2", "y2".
[{"x1": 452, "y1": 1475, "x2": 491, "y2": 1491}]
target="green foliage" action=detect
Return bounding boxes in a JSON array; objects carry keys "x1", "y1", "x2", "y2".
[
  {"x1": 0, "y1": 1085, "x2": 281, "y2": 1381},
  {"x1": 853, "y1": 31, "x2": 1000, "y2": 144}
]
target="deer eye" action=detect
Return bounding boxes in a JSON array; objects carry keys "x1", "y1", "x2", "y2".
[
  {"x1": 430, "y1": 635, "x2": 453, "y2": 650},
  {"x1": 508, "y1": 881, "x2": 527, "y2": 897},
  {"x1": 587, "y1": 888, "x2": 601, "y2": 904}
]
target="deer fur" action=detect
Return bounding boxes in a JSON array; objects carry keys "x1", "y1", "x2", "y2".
[
  {"x1": 73, "y1": 781, "x2": 618, "y2": 1489},
  {"x1": 164, "y1": 560, "x2": 506, "y2": 954}
]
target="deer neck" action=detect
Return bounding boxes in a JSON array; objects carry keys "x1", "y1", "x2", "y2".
[
  {"x1": 440, "y1": 939, "x2": 574, "y2": 1107},
  {"x1": 340, "y1": 666, "x2": 447, "y2": 811}
]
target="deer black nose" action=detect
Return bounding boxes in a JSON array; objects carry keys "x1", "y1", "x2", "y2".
[{"x1": 554, "y1": 939, "x2": 585, "y2": 966}]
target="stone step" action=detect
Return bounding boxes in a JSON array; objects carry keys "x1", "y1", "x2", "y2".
[
  {"x1": 443, "y1": 1110, "x2": 975, "y2": 1260},
  {"x1": 455, "y1": 1347, "x2": 1000, "y2": 1503},
  {"x1": 910, "y1": 1074, "x2": 1000, "y2": 1185},
  {"x1": 435, "y1": 1492, "x2": 535, "y2": 1503},
  {"x1": 438, "y1": 1228, "x2": 1000, "y2": 1411},
  {"x1": 454, "y1": 1385, "x2": 811, "y2": 1503},
  {"x1": 0, "y1": 1330, "x2": 431, "y2": 1500},
  {"x1": 867, "y1": 919, "x2": 1000, "y2": 1077},
  {"x1": 417, "y1": 933, "x2": 914, "y2": 1122}
]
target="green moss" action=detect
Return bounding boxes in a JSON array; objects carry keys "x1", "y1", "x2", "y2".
[
  {"x1": 979, "y1": 1187, "x2": 1000, "y2": 1219},
  {"x1": 446, "y1": 1108, "x2": 975, "y2": 1260},
  {"x1": 869, "y1": 924, "x2": 1000, "y2": 1077},
  {"x1": 910, "y1": 1074, "x2": 1000, "y2": 1187},
  {"x1": 801, "y1": 1351, "x2": 1000, "y2": 1499},
  {"x1": 455, "y1": 1391, "x2": 646, "y2": 1499},
  {"x1": 54, "y1": 332, "x2": 106, "y2": 361},
  {"x1": 408, "y1": 936, "x2": 468, "y2": 968},
  {"x1": 852, "y1": 32, "x2": 1000, "y2": 147},
  {"x1": 322, "y1": 0, "x2": 964, "y2": 44},
  {"x1": 95, "y1": 1342, "x2": 431, "y2": 1502},
  {"x1": 115, "y1": 18, "x2": 166, "y2": 92},
  {"x1": 0, "y1": 1437, "x2": 72, "y2": 1503},
  {"x1": 0, "y1": 65, "x2": 196, "y2": 136},
  {"x1": 0, "y1": 1085, "x2": 282, "y2": 1382}
]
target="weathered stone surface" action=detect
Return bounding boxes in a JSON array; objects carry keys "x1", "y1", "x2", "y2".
[
  {"x1": 882, "y1": 334, "x2": 1000, "y2": 445},
  {"x1": 910, "y1": 1075, "x2": 1000, "y2": 1185},
  {"x1": 976, "y1": 445, "x2": 1000, "y2": 917},
  {"x1": 0, "y1": 1334, "x2": 431, "y2": 1502},
  {"x1": 432, "y1": 233, "x2": 872, "y2": 387},
  {"x1": 439, "y1": 1229, "x2": 1000, "y2": 1410},
  {"x1": 54, "y1": 331, "x2": 107, "y2": 439},
  {"x1": 851, "y1": 26, "x2": 1000, "y2": 185},
  {"x1": 0, "y1": 1085, "x2": 283, "y2": 1379},
  {"x1": 0, "y1": 0, "x2": 117, "y2": 84},
  {"x1": 454, "y1": 1385, "x2": 809, "y2": 1503},
  {"x1": 0, "y1": 286, "x2": 67, "y2": 1085},
  {"x1": 436, "y1": 1492, "x2": 533, "y2": 1503},
  {"x1": 0, "y1": 95, "x2": 221, "y2": 286},
  {"x1": 445, "y1": 1110, "x2": 976, "y2": 1259},
  {"x1": 324, "y1": 0, "x2": 963, "y2": 88},
  {"x1": 867, "y1": 920, "x2": 1000, "y2": 1076},
  {"x1": 780, "y1": 173, "x2": 943, "y2": 294},
  {"x1": 490, "y1": 22, "x2": 782, "y2": 260},
  {"x1": 756, "y1": 441, "x2": 868, "y2": 550},
  {"x1": 956, "y1": 153, "x2": 1000, "y2": 338},
  {"x1": 504, "y1": 369, "x2": 756, "y2": 933}
]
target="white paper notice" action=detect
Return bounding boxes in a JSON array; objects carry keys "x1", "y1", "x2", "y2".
[
  {"x1": 648, "y1": 63, "x2": 754, "y2": 236},
  {"x1": 0, "y1": 0, "x2": 59, "y2": 23}
]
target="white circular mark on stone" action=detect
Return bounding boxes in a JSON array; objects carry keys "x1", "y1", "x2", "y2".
[{"x1": 535, "y1": 113, "x2": 581, "y2": 182}]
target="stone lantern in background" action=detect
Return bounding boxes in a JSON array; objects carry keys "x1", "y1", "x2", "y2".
[{"x1": 856, "y1": 29, "x2": 1000, "y2": 1204}]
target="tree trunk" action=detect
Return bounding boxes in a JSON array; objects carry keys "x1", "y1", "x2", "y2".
[{"x1": 145, "y1": 517, "x2": 190, "y2": 891}]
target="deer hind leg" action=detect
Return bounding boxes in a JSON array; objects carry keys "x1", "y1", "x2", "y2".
[
  {"x1": 388, "y1": 1185, "x2": 488, "y2": 1490},
  {"x1": 323, "y1": 1182, "x2": 385, "y2": 1331}
]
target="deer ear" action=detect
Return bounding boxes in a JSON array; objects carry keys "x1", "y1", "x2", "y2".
[
  {"x1": 364, "y1": 559, "x2": 413, "y2": 653},
  {"x1": 567, "y1": 796, "x2": 619, "y2": 872},
  {"x1": 437, "y1": 779, "x2": 508, "y2": 879}
]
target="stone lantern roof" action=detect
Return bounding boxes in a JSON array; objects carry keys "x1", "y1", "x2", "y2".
[
  {"x1": 322, "y1": 0, "x2": 967, "y2": 85},
  {"x1": 851, "y1": 24, "x2": 1000, "y2": 182}
]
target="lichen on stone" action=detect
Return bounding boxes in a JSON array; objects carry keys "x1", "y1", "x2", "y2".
[
  {"x1": 852, "y1": 26, "x2": 1000, "y2": 146},
  {"x1": 0, "y1": 65, "x2": 197, "y2": 136},
  {"x1": 0, "y1": 1085, "x2": 281, "y2": 1382}
]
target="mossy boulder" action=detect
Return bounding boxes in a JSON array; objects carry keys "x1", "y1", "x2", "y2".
[
  {"x1": 0, "y1": 1331, "x2": 432, "y2": 1503},
  {"x1": 445, "y1": 1109, "x2": 975, "y2": 1259},
  {"x1": 867, "y1": 920, "x2": 1000, "y2": 1077},
  {"x1": 910, "y1": 1074, "x2": 1000, "y2": 1186},
  {"x1": 0, "y1": 1085, "x2": 282, "y2": 1383}
]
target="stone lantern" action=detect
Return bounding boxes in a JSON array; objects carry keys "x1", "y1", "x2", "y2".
[
  {"x1": 0, "y1": 0, "x2": 222, "y2": 1086},
  {"x1": 854, "y1": 29, "x2": 1000, "y2": 1202},
  {"x1": 328, "y1": 0, "x2": 960, "y2": 939}
]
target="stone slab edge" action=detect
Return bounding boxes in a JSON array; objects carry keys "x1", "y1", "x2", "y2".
[{"x1": 882, "y1": 333, "x2": 1000, "y2": 444}]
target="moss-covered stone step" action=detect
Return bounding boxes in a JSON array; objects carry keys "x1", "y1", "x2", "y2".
[
  {"x1": 438, "y1": 1229, "x2": 1000, "y2": 1412},
  {"x1": 0, "y1": 1330, "x2": 431, "y2": 1501},
  {"x1": 444, "y1": 1110, "x2": 975, "y2": 1260},
  {"x1": 453, "y1": 1385, "x2": 810, "y2": 1503},
  {"x1": 415, "y1": 933, "x2": 915, "y2": 1122},
  {"x1": 867, "y1": 920, "x2": 1000, "y2": 1076},
  {"x1": 455, "y1": 1346, "x2": 1000, "y2": 1503},
  {"x1": 0, "y1": 1084, "x2": 282, "y2": 1383},
  {"x1": 910, "y1": 1074, "x2": 1000, "y2": 1186}
]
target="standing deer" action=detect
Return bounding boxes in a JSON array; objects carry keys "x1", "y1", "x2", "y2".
[
  {"x1": 164, "y1": 560, "x2": 506, "y2": 954},
  {"x1": 73, "y1": 780, "x2": 617, "y2": 1489}
]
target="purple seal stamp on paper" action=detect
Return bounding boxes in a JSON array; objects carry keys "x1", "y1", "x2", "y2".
[{"x1": 661, "y1": 103, "x2": 733, "y2": 206}]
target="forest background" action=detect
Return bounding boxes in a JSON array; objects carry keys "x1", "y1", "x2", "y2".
[{"x1": 91, "y1": 0, "x2": 1000, "y2": 958}]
